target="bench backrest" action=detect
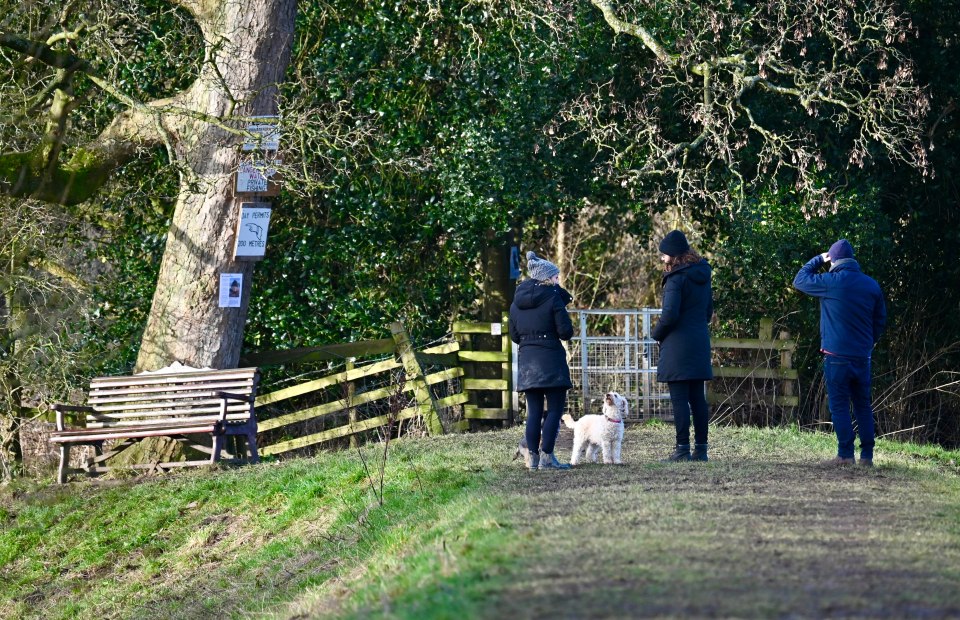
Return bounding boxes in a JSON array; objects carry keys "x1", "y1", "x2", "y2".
[{"x1": 83, "y1": 367, "x2": 261, "y2": 429}]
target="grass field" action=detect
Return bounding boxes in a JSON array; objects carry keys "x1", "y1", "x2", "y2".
[{"x1": 2, "y1": 422, "x2": 959, "y2": 619}]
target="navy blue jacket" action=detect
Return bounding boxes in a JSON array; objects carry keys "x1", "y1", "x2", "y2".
[
  {"x1": 652, "y1": 259, "x2": 714, "y2": 382},
  {"x1": 509, "y1": 279, "x2": 574, "y2": 392},
  {"x1": 793, "y1": 256, "x2": 886, "y2": 358}
]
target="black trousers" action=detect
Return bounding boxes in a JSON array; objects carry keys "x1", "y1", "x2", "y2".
[
  {"x1": 524, "y1": 387, "x2": 568, "y2": 455},
  {"x1": 669, "y1": 379, "x2": 709, "y2": 446}
]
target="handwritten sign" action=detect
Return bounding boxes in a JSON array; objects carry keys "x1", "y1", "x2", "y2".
[
  {"x1": 235, "y1": 159, "x2": 281, "y2": 195},
  {"x1": 233, "y1": 203, "x2": 272, "y2": 260}
]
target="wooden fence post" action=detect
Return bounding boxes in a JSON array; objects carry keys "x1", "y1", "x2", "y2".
[
  {"x1": 759, "y1": 317, "x2": 774, "y2": 341},
  {"x1": 390, "y1": 321, "x2": 444, "y2": 436},
  {"x1": 779, "y1": 330, "x2": 795, "y2": 418},
  {"x1": 346, "y1": 358, "x2": 357, "y2": 449},
  {"x1": 501, "y1": 311, "x2": 513, "y2": 425}
]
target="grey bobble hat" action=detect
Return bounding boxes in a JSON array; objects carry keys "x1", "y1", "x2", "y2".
[
  {"x1": 659, "y1": 230, "x2": 691, "y2": 257},
  {"x1": 526, "y1": 251, "x2": 560, "y2": 281}
]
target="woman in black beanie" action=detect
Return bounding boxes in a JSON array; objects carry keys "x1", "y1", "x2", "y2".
[{"x1": 652, "y1": 230, "x2": 714, "y2": 462}]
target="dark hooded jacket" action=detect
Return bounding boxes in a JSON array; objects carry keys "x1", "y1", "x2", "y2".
[
  {"x1": 793, "y1": 256, "x2": 886, "y2": 357},
  {"x1": 652, "y1": 259, "x2": 714, "y2": 382},
  {"x1": 509, "y1": 279, "x2": 574, "y2": 392}
]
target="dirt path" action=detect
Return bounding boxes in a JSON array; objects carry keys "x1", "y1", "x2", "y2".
[{"x1": 481, "y1": 424, "x2": 960, "y2": 618}]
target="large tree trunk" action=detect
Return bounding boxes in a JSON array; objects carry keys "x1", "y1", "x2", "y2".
[
  {"x1": 0, "y1": 0, "x2": 298, "y2": 464},
  {"x1": 136, "y1": 0, "x2": 297, "y2": 371},
  {"x1": 117, "y1": 0, "x2": 298, "y2": 465},
  {"x1": 0, "y1": 289, "x2": 25, "y2": 480}
]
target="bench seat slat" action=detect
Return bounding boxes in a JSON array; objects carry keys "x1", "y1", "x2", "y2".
[
  {"x1": 89, "y1": 379, "x2": 256, "y2": 393},
  {"x1": 89, "y1": 381, "x2": 255, "y2": 400},
  {"x1": 86, "y1": 403, "x2": 252, "y2": 417},
  {"x1": 52, "y1": 420, "x2": 221, "y2": 434},
  {"x1": 89, "y1": 378, "x2": 255, "y2": 391},
  {"x1": 85, "y1": 414, "x2": 252, "y2": 428},
  {"x1": 89, "y1": 368, "x2": 258, "y2": 387},
  {"x1": 51, "y1": 425, "x2": 221, "y2": 443},
  {"x1": 88, "y1": 396, "x2": 252, "y2": 409}
]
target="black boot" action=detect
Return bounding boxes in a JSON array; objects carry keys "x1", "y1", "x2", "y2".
[
  {"x1": 691, "y1": 443, "x2": 709, "y2": 462},
  {"x1": 662, "y1": 444, "x2": 691, "y2": 462}
]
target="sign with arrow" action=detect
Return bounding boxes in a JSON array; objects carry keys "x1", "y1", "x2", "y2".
[{"x1": 233, "y1": 203, "x2": 272, "y2": 261}]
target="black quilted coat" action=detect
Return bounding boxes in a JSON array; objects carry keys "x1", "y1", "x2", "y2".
[
  {"x1": 652, "y1": 259, "x2": 714, "y2": 382},
  {"x1": 509, "y1": 279, "x2": 574, "y2": 392}
]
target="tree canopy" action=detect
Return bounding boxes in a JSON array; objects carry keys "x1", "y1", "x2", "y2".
[{"x1": 1, "y1": 0, "x2": 959, "y2": 478}]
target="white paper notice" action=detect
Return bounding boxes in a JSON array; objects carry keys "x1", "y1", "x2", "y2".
[{"x1": 219, "y1": 273, "x2": 243, "y2": 308}]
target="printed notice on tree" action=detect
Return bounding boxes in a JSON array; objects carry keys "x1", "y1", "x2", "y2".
[
  {"x1": 233, "y1": 203, "x2": 272, "y2": 260},
  {"x1": 241, "y1": 116, "x2": 280, "y2": 151},
  {"x1": 219, "y1": 273, "x2": 243, "y2": 308}
]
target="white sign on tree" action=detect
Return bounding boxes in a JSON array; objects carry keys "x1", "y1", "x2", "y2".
[
  {"x1": 241, "y1": 116, "x2": 281, "y2": 151},
  {"x1": 233, "y1": 203, "x2": 272, "y2": 260},
  {"x1": 235, "y1": 159, "x2": 281, "y2": 194}
]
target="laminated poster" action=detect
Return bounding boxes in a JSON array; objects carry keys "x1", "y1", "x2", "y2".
[{"x1": 219, "y1": 273, "x2": 243, "y2": 308}]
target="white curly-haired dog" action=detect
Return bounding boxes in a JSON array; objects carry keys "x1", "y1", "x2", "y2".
[{"x1": 562, "y1": 391, "x2": 627, "y2": 465}]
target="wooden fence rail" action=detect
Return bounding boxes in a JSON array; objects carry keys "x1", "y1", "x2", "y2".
[
  {"x1": 253, "y1": 322, "x2": 470, "y2": 457},
  {"x1": 708, "y1": 318, "x2": 798, "y2": 411}
]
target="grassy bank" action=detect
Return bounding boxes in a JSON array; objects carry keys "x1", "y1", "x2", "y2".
[{"x1": 2, "y1": 424, "x2": 959, "y2": 619}]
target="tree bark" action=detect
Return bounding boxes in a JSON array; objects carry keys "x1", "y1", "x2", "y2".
[
  {"x1": 135, "y1": 0, "x2": 297, "y2": 371},
  {"x1": 480, "y1": 227, "x2": 520, "y2": 322}
]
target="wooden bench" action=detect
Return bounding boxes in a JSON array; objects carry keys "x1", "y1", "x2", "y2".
[{"x1": 49, "y1": 365, "x2": 261, "y2": 483}]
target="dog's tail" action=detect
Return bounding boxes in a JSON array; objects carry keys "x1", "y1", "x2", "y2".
[{"x1": 561, "y1": 413, "x2": 576, "y2": 429}]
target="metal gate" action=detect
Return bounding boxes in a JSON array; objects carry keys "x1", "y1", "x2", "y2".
[
  {"x1": 565, "y1": 309, "x2": 670, "y2": 420},
  {"x1": 510, "y1": 309, "x2": 671, "y2": 421}
]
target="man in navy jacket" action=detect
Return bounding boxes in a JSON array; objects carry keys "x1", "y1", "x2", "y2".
[{"x1": 793, "y1": 239, "x2": 887, "y2": 466}]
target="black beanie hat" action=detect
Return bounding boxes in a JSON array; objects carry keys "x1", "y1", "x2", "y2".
[{"x1": 659, "y1": 230, "x2": 690, "y2": 257}]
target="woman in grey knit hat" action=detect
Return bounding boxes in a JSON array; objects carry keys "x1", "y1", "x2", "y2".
[{"x1": 508, "y1": 251, "x2": 575, "y2": 470}]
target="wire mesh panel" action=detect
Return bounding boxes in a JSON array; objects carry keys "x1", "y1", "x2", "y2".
[{"x1": 563, "y1": 309, "x2": 671, "y2": 420}]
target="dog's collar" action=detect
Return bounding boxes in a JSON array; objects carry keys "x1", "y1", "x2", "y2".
[{"x1": 605, "y1": 416, "x2": 623, "y2": 424}]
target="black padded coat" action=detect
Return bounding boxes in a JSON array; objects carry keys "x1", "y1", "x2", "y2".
[
  {"x1": 652, "y1": 259, "x2": 714, "y2": 382},
  {"x1": 509, "y1": 279, "x2": 574, "y2": 392}
]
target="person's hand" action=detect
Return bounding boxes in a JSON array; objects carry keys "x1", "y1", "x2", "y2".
[{"x1": 820, "y1": 252, "x2": 830, "y2": 262}]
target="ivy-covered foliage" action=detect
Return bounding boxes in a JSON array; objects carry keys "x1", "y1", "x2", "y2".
[
  {"x1": 3, "y1": 0, "x2": 960, "y2": 455},
  {"x1": 246, "y1": 1, "x2": 618, "y2": 348}
]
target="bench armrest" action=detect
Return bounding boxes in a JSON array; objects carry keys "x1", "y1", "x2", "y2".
[
  {"x1": 52, "y1": 403, "x2": 94, "y2": 431},
  {"x1": 216, "y1": 391, "x2": 254, "y2": 403},
  {"x1": 215, "y1": 391, "x2": 256, "y2": 425}
]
